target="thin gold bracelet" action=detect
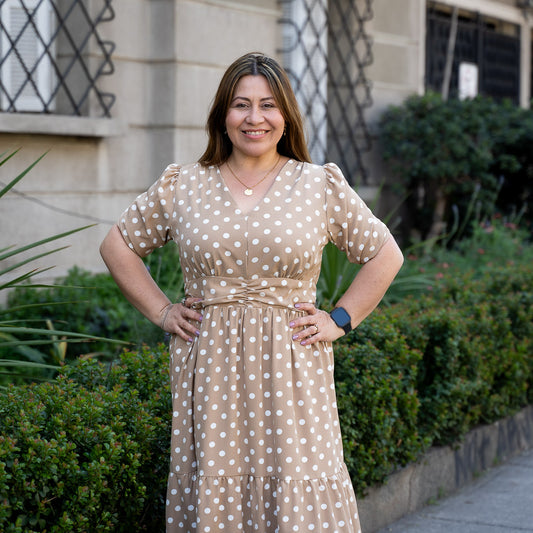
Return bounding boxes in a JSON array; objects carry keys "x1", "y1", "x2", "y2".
[{"x1": 160, "y1": 303, "x2": 173, "y2": 330}]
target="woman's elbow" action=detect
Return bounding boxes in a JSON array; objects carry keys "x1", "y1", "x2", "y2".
[
  {"x1": 393, "y1": 238, "x2": 404, "y2": 268},
  {"x1": 100, "y1": 224, "x2": 123, "y2": 264},
  {"x1": 383, "y1": 236, "x2": 404, "y2": 276}
]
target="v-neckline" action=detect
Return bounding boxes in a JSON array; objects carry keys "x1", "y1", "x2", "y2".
[{"x1": 217, "y1": 158, "x2": 293, "y2": 216}]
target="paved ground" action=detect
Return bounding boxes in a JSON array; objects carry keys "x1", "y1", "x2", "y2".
[{"x1": 376, "y1": 448, "x2": 533, "y2": 533}]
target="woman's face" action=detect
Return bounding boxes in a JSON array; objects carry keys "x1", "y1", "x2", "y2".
[{"x1": 225, "y1": 75, "x2": 286, "y2": 161}]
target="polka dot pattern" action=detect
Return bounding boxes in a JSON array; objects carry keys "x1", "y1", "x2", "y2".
[{"x1": 119, "y1": 160, "x2": 390, "y2": 532}]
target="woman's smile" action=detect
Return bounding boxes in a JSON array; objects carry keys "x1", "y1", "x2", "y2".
[{"x1": 243, "y1": 129, "x2": 268, "y2": 136}]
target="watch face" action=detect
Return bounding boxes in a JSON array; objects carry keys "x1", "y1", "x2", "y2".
[{"x1": 331, "y1": 307, "x2": 351, "y2": 327}]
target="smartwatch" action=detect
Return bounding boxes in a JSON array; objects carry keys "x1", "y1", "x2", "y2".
[{"x1": 330, "y1": 306, "x2": 352, "y2": 335}]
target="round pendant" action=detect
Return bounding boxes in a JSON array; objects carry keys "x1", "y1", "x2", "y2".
[{"x1": 244, "y1": 188, "x2": 253, "y2": 196}]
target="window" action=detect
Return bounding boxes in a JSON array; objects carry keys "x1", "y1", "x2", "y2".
[
  {"x1": 0, "y1": 0, "x2": 55, "y2": 112},
  {"x1": 426, "y1": 2, "x2": 521, "y2": 103},
  {"x1": 0, "y1": 0, "x2": 115, "y2": 117}
]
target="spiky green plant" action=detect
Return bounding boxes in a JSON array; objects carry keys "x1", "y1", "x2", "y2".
[
  {"x1": 0, "y1": 150, "x2": 125, "y2": 385},
  {"x1": 316, "y1": 242, "x2": 434, "y2": 309}
]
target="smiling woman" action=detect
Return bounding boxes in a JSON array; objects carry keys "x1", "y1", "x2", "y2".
[{"x1": 100, "y1": 52, "x2": 404, "y2": 533}]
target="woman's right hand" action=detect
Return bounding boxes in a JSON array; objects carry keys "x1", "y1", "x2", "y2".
[{"x1": 160, "y1": 297, "x2": 203, "y2": 342}]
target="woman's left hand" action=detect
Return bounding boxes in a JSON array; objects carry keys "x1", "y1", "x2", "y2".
[{"x1": 289, "y1": 302, "x2": 345, "y2": 346}]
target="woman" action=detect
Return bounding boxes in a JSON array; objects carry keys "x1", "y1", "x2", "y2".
[{"x1": 100, "y1": 52, "x2": 403, "y2": 532}]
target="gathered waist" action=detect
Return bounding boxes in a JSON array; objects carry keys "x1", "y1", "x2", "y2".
[{"x1": 184, "y1": 276, "x2": 316, "y2": 310}]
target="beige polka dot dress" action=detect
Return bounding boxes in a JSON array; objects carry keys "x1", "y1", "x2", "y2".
[{"x1": 118, "y1": 160, "x2": 390, "y2": 532}]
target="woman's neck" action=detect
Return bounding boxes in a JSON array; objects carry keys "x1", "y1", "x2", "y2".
[{"x1": 226, "y1": 151, "x2": 281, "y2": 175}]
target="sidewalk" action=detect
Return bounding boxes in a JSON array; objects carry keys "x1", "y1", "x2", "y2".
[{"x1": 375, "y1": 447, "x2": 533, "y2": 533}]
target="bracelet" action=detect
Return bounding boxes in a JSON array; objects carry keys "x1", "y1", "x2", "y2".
[{"x1": 160, "y1": 303, "x2": 173, "y2": 330}]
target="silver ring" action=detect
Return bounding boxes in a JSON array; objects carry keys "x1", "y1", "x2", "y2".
[{"x1": 312, "y1": 324, "x2": 319, "y2": 334}]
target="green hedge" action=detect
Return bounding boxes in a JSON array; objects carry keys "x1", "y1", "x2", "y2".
[
  {"x1": 380, "y1": 263, "x2": 532, "y2": 444},
  {"x1": 334, "y1": 313, "x2": 425, "y2": 488},
  {"x1": 1, "y1": 261, "x2": 531, "y2": 530},
  {"x1": 0, "y1": 347, "x2": 171, "y2": 532}
]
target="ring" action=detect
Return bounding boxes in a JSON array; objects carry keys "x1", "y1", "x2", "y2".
[{"x1": 312, "y1": 324, "x2": 319, "y2": 334}]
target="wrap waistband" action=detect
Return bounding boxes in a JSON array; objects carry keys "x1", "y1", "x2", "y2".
[{"x1": 184, "y1": 276, "x2": 316, "y2": 310}]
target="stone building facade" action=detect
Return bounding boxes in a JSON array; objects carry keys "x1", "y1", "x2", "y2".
[{"x1": 0, "y1": 0, "x2": 531, "y2": 281}]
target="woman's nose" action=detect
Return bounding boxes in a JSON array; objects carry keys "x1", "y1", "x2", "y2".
[{"x1": 246, "y1": 105, "x2": 263, "y2": 123}]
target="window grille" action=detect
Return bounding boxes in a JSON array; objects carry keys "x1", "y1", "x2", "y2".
[
  {"x1": 279, "y1": 0, "x2": 374, "y2": 184},
  {"x1": 426, "y1": 2, "x2": 520, "y2": 103},
  {"x1": 0, "y1": 0, "x2": 115, "y2": 117}
]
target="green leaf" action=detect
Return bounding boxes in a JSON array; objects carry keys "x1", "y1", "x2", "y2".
[
  {"x1": 0, "y1": 150, "x2": 48, "y2": 198},
  {"x1": 0, "y1": 326, "x2": 129, "y2": 344},
  {"x1": 0, "y1": 225, "x2": 94, "y2": 263}
]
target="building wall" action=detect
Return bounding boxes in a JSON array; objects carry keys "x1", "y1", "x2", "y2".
[
  {"x1": 360, "y1": 0, "x2": 427, "y2": 202},
  {"x1": 0, "y1": 0, "x2": 531, "y2": 286}
]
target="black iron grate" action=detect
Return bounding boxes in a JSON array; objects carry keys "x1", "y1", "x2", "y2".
[
  {"x1": 0, "y1": 0, "x2": 115, "y2": 117},
  {"x1": 426, "y1": 3, "x2": 520, "y2": 104},
  {"x1": 279, "y1": 0, "x2": 374, "y2": 184}
]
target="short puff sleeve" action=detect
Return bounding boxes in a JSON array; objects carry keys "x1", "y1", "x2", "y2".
[
  {"x1": 117, "y1": 164, "x2": 180, "y2": 257},
  {"x1": 324, "y1": 162, "x2": 390, "y2": 264}
]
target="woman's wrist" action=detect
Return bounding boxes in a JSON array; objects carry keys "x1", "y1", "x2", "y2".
[{"x1": 159, "y1": 302, "x2": 173, "y2": 330}]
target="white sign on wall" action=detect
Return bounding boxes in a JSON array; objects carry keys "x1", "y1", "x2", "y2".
[{"x1": 458, "y1": 62, "x2": 479, "y2": 100}]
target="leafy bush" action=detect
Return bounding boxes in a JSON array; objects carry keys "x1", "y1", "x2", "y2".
[
  {"x1": 402, "y1": 302, "x2": 486, "y2": 444},
  {"x1": 335, "y1": 313, "x2": 425, "y2": 493},
  {"x1": 0, "y1": 346, "x2": 171, "y2": 532},
  {"x1": 380, "y1": 93, "x2": 533, "y2": 244},
  {"x1": 384, "y1": 262, "x2": 533, "y2": 446},
  {"x1": 441, "y1": 265, "x2": 532, "y2": 420},
  {"x1": 1, "y1": 244, "x2": 184, "y2": 372}
]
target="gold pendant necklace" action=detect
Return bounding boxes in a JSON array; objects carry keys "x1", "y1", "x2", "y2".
[{"x1": 226, "y1": 155, "x2": 281, "y2": 196}]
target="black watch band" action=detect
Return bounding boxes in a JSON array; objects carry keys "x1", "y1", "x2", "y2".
[{"x1": 330, "y1": 306, "x2": 352, "y2": 335}]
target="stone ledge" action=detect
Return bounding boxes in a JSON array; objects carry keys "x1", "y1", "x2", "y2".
[
  {"x1": 0, "y1": 113, "x2": 126, "y2": 137},
  {"x1": 358, "y1": 404, "x2": 533, "y2": 533}
]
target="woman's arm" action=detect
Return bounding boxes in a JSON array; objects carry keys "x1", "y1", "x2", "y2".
[
  {"x1": 100, "y1": 224, "x2": 202, "y2": 341},
  {"x1": 290, "y1": 236, "x2": 404, "y2": 345}
]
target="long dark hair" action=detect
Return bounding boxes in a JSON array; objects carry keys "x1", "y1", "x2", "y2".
[{"x1": 199, "y1": 52, "x2": 311, "y2": 166}]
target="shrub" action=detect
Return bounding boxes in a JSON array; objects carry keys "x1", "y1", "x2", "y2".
[
  {"x1": 383, "y1": 262, "x2": 533, "y2": 445},
  {"x1": 335, "y1": 312, "x2": 425, "y2": 493},
  {"x1": 443, "y1": 265, "x2": 532, "y2": 421},
  {"x1": 2, "y1": 243, "x2": 184, "y2": 365},
  {"x1": 411, "y1": 304, "x2": 486, "y2": 444},
  {"x1": 0, "y1": 346, "x2": 171, "y2": 532},
  {"x1": 380, "y1": 93, "x2": 533, "y2": 243}
]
